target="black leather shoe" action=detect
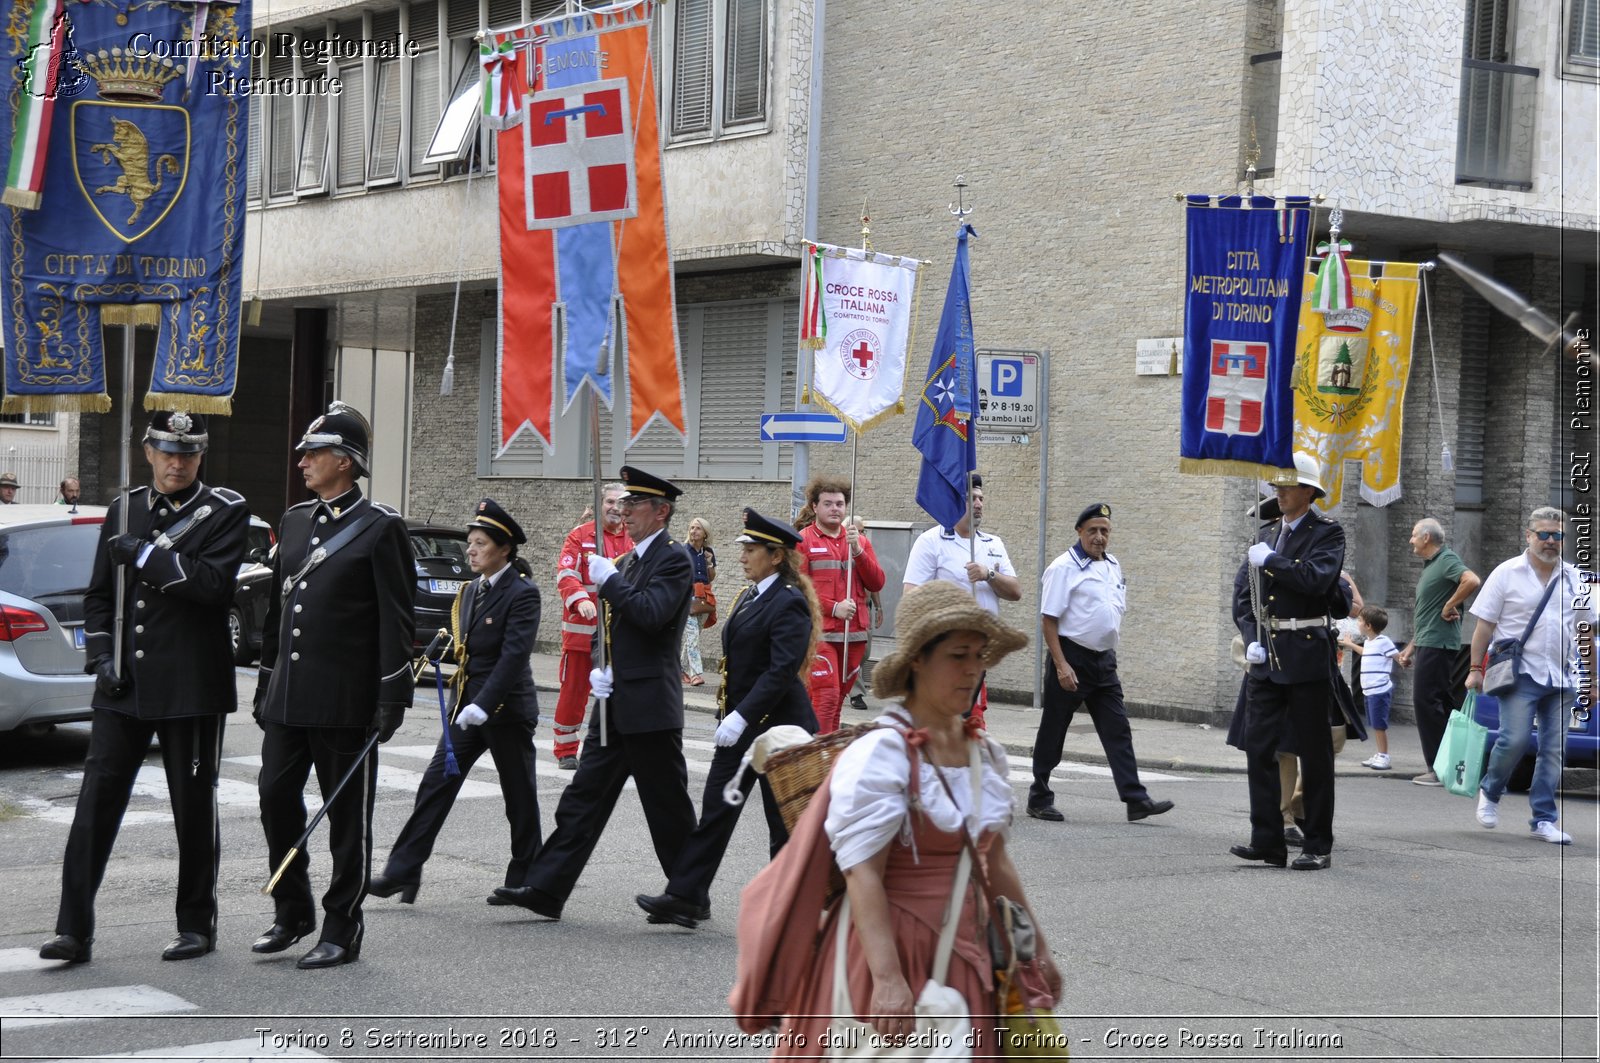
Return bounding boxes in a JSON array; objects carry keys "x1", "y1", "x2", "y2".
[
  {"x1": 1229, "y1": 844, "x2": 1288, "y2": 868},
  {"x1": 1025, "y1": 805, "x2": 1064, "y2": 822},
  {"x1": 1291, "y1": 852, "x2": 1331, "y2": 871},
  {"x1": 492, "y1": 886, "x2": 563, "y2": 919},
  {"x1": 557, "y1": 756, "x2": 578, "y2": 771},
  {"x1": 1127, "y1": 798, "x2": 1175, "y2": 822},
  {"x1": 1283, "y1": 826, "x2": 1305, "y2": 846},
  {"x1": 850, "y1": 693, "x2": 869, "y2": 711},
  {"x1": 636, "y1": 892, "x2": 703, "y2": 929},
  {"x1": 251, "y1": 918, "x2": 316, "y2": 954},
  {"x1": 646, "y1": 901, "x2": 711, "y2": 925},
  {"x1": 161, "y1": 931, "x2": 213, "y2": 961},
  {"x1": 487, "y1": 892, "x2": 511, "y2": 906},
  {"x1": 368, "y1": 874, "x2": 420, "y2": 904},
  {"x1": 297, "y1": 939, "x2": 360, "y2": 969},
  {"x1": 39, "y1": 934, "x2": 91, "y2": 964}
]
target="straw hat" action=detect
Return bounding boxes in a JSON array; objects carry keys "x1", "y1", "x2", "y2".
[{"x1": 872, "y1": 582, "x2": 1029, "y2": 700}]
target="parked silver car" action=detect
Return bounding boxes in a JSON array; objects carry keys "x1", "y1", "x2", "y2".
[{"x1": 0, "y1": 504, "x2": 106, "y2": 734}]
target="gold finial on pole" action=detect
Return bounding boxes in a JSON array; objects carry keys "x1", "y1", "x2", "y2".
[
  {"x1": 860, "y1": 198, "x2": 872, "y2": 252},
  {"x1": 1243, "y1": 117, "x2": 1261, "y2": 199}
]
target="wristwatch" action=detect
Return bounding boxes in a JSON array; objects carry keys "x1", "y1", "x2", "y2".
[{"x1": 984, "y1": 567, "x2": 996, "y2": 582}]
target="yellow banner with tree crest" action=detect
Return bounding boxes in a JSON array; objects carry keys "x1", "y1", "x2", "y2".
[{"x1": 1292, "y1": 260, "x2": 1420, "y2": 508}]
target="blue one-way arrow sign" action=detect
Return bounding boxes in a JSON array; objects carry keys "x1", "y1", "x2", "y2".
[{"x1": 759, "y1": 411, "x2": 848, "y2": 443}]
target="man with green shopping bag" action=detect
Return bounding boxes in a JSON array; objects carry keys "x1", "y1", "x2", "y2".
[{"x1": 1466, "y1": 507, "x2": 1597, "y2": 845}]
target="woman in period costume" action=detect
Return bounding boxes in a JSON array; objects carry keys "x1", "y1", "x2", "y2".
[{"x1": 732, "y1": 581, "x2": 1061, "y2": 1058}]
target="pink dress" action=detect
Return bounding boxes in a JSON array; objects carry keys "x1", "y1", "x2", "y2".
[{"x1": 770, "y1": 718, "x2": 1013, "y2": 1059}]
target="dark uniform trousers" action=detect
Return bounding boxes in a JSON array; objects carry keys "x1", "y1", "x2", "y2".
[
  {"x1": 522, "y1": 726, "x2": 695, "y2": 904},
  {"x1": 1245, "y1": 675, "x2": 1335, "y2": 855},
  {"x1": 383, "y1": 717, "x2": 541, "y2": 886},
  {"x1": 666, "y1": 735, "x2": 788, "y2": 908},
  {"x1": 258, "y1": 721, "x2": 377, "y2": 947},
  {"x1": 57, "y1": 710, "x2": 223, "y2": 940},
  {"x1": 1030, "y1": 637, "x2": 1150, "y2": 808}
]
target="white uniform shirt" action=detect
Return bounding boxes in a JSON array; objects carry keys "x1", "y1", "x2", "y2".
[
  {"x1": 904, "y1": 525, "x2": 1015, "y2": 616},
  {"x1": 1469, "y1": 554, "x2": 1594, "y2": 688},
  {"x1": 1039, "y1": 544, "x2": 1126, "y2": 652}
]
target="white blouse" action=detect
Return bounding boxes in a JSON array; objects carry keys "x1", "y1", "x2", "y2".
[{"x1": 825, "y1": 708, "x2": 1014, "y2": 872}]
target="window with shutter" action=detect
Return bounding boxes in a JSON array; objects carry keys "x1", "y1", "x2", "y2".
[
  {"x1": 487, "y1": 0, "x2": 522, "y2": 30},
  {"x1": 409, "y1": 48, "x2": 442, "y2": 177},
  {"x1": 369, "y1": 60, "x2": 404, "y2": 183},
  {"x1": 267, "y1": 51, "x2": 296, "y2": 198},
  {"x1": 297, "y1": 66, "x2": 331, "y2": 194},
  {"x1": 697, "y1": 302, "x2": 769, "y2": 476},
  {"x1": 672, "y1": 0, "x2": 713, "y2": 137},
  {"x1": 427, "y1": 49, "x2": 482, "y2": 165},
  {"x1": 723, "y1": 0, "x2": 766, "y2": 127},
  {"x1": 336, "y1": 61, "x2": 367, "y2": 188},
  {"x1": 1454, "y1": 295, "x2": 1491, "y2": 506},
  {"x1": 1570, "y1": 0, "x2": 1599, "y2": 70},
  {"x1": 446, "y1": 0, "x2": 480, "y2": 37},
  {"x1": 246, "y1": 90, "x2": 262, "y2": 202}
]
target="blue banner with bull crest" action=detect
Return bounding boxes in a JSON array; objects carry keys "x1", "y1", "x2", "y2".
[
  {"x1": 0, "y1": 0, "x2": 251, "y2": 414},
  {"x1": 1179, "y1": 194, "x2": 1311, "y2": 479}
]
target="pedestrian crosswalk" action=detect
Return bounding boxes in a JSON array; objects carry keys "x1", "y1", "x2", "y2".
[
  {"x1": 45, "y1": 1038, "x2": 328, "y2": 1061},
  {"x1": 4, "y1": 730, "x2": 1196, "y2": 831},
  {"x1": 0, "y1": 984, "x2": 195, "y2": 1029}
]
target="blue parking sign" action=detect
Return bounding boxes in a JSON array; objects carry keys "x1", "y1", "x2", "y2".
[{"x1": 991, "y1": 358, "x2": 1024, "y2": 396}]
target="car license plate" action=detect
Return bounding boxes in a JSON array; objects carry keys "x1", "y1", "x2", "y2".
[
  {"x1": 429, "y1": 579, "x2": 464, "y2": 595},
  {"x1": 73, "y1": 627, "x2": 86, "y2": 649}
]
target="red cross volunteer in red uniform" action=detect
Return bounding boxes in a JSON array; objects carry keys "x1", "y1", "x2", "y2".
[{"x1": 551, "y1": 483, "x2": 633, "y2": 768}]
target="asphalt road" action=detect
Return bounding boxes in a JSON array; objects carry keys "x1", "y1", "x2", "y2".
[{"x1": 0, "y1": 677, "x2": 1596, "y2": 1062}]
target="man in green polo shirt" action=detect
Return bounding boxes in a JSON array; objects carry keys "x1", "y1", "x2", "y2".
[{"x1": 1396, "y1": 517, "x2": 1481, "y2": 785}]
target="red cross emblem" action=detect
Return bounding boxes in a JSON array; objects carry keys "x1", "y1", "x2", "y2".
[{"x1": 840, "y1": 328, "x2": 880, "y2": 380}]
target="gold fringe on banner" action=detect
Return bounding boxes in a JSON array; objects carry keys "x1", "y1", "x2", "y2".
[
  {"x1": 99, "y1": 303, "x2": 160, "y2": 327},
  {"x1": 800, "y1": 337, "x2": 824, "y2": 350},
  {"x1": 1178, "y1": 457, "x2": 1293, "y2": 480},
  {"x1": 800, "y1": 385, "x2": 810, "y2": 404},
  {"x1": 143, "y1": 393, "x2": 234, "y2": 415},
  {"x1": 1, "y1": 188, "x2": 42, "y2": 210},
  {"x1": 1, "y1": 392, "x2": 112, "y2": 415}
]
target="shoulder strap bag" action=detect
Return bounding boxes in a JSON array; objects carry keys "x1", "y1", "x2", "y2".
[{"x1": 1483, "y1": 572, "x2": 1562, "y2": 696}]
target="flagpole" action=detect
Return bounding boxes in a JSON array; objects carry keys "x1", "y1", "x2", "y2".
[
  {"x1": 948, "y1": 176, "x2": 980, "y2": 596},
  {"x1": 112, "y1": 324, "x2": 134, "y2": 682},
  {"x1": 590, "y1": 388, "x2": 608, "y2": 747}
]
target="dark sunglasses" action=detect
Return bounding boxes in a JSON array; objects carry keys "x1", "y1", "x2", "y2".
[{"x1": 1532, "y1": 530, "x2": 1564, "y2": 542}]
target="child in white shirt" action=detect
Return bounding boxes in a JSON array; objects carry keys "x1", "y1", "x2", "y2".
[{"x1": 1341, "y1": 605, "x2": 1398, "y2": 769}]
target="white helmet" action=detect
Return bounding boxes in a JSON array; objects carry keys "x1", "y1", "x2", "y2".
[{"x1": 1268, "y1": 451, "x2": 1326, "y2": 500}]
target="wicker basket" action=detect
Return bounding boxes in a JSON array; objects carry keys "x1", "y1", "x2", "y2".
[{"x1": 762, "y1": 722, "x2": 879, "y2": 833}]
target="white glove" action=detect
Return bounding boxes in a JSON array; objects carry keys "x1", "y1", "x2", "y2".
[
  {"x1": 458, "y1": 703, "x2": 488, "y2": 727},
  {"x1": 587, "y1": 553, "x2": 618, "y2": 587},
  {"x1": 1247, "y1": 541, "x2": 1274, "y2": 567},
  {"x1": 715, "y1": 712, "x2": 748, "y2": 747},
  {"x1": 588, "y1": 666, "x2": 613, "y2": 700},
  {"x1": 1246, "y1": 642, "x2": 1267, "y2": 665}
]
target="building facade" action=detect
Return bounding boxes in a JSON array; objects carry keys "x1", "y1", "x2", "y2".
[{"x1": 73, "y1": 0, "x2": 1596, "y2": 718}]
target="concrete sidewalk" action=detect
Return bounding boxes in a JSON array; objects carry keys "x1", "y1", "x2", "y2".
[{"x1": 515, "y1": 649, "x2": 1446, "y2": 781}]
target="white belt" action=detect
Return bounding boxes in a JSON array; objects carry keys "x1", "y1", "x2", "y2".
[{"x1": 1269, "y1": 615, "x2": 1331, "y2": 632}]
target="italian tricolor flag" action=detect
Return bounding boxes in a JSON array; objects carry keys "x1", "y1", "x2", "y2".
[
  {"x1": 800, "y1": 241, "x2": 826, "y2": 349},
  {"x1": 4, "y1": 0, "x2": 67, "y2": 210}
]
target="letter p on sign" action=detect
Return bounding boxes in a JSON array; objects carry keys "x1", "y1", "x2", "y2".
[{"x1": 992, "y1": 359, "x2": 1022, "y2": 396}]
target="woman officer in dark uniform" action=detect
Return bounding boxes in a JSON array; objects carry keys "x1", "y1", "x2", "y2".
[
  {"x1": 635, "y1": 508, "x2": 820, "y2": 929},
  {"x1": 371, "y1": 498, "x2": 542, "y2": 904}
]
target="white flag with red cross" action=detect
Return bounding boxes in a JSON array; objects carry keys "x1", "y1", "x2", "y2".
[
  {"x1": 804, "y1": 243, "x2": 922, "y2": 433},
  {"x1": 1205, "y1": 339, "x2": 1269, "y2": 435}
]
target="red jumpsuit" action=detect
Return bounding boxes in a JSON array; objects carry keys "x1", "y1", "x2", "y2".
[
  {"x1": 552, "y1": 520, "x2": 633, "y2": 761},
  {"x1": 798, "y1": 524, "x2": 884, "y2": 734}
]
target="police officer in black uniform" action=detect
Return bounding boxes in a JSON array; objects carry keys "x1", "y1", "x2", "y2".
[
  {"x1": 370, "y1": 498, "x2": 543, "y2": 905},
  {"x1": 40, "y1": 412, "x2": 249, "y2": 965},
  {"x1": 636, "y1": 508, "x2": 819, "y2": 929},
  {"x1": 1230, "y1": 452, "x2": 1352, "y2": 871},
  {"x1": 495, "y1": 466, "x2": 697, "y2": 920},
  {"x1": 252, "y1": 403, "x2": 415, "y2": 968}
]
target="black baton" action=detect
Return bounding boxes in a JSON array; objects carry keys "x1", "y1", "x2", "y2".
[{"x1": 260, "y1": 729, "x2": 382, "y2": 896}]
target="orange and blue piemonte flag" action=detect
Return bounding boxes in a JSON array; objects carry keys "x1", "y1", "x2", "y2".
[
  {"x1": 489, "y1": 0, "x2": 683, "y2": 453},
  {"x1": 912, "y1": 224, "x2": 978, "y2": 531}
]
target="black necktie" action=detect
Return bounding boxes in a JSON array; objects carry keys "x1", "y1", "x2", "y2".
[
  {"x1": 468, "y1": 578, "x2": 485, "y2": 625},
  {"x1": 1275, "y1": 522, "x2": 1291, "y2": 553}
]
